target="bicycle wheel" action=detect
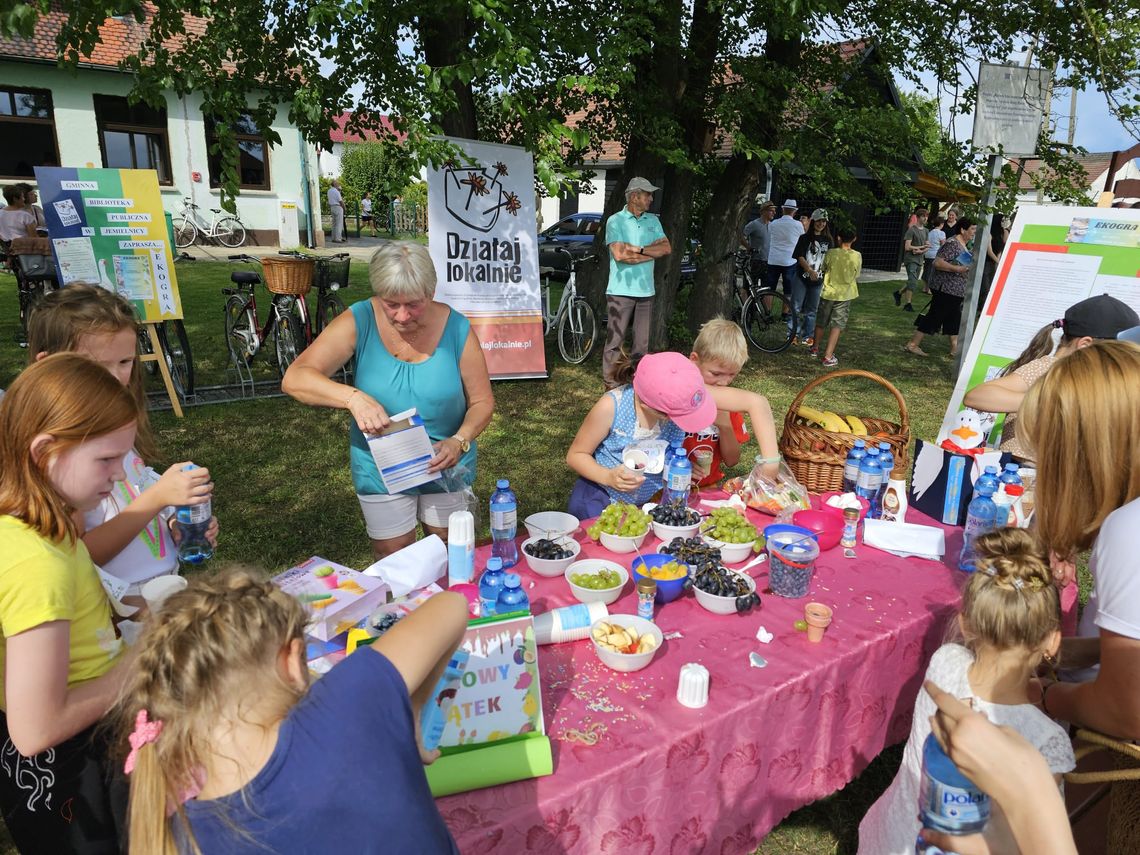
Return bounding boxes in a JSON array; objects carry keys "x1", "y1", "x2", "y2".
[
  {"x1": 157, "y1": 319, "x2": 195, "y2": 398},
  {"x1": 557, "y1": 298, "x2": 597, "y2": 364},
  {"x1": 315, "y1": 292, "x2": 347, "y2": 335},
  {"x1": 273, "y1": 311, "x2": 303, "y2": 375},
  {"x1": 215, "y1": 217, "x2": 246, "y2": 248},
  {"x1": 172, "y1": 217, "x2": 197, "y2": 249},
  {"x1": 225, "y1": 295, "x2": 256, "y2": 366},
  {"x1": 137, "y1": 326, "x2": 158, "y2": 377},
  {"x1": 741, "y1": 290, "x2": 795, "y2": 354}
]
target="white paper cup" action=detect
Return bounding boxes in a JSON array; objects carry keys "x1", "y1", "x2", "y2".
[{"x1": 141, "y1": 575, "x2": 188, "y2": 613}]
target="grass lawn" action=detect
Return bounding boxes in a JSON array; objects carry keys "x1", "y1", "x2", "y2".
[{"x1": 0, "y1": 262, "x2": 963, "y2": 853}]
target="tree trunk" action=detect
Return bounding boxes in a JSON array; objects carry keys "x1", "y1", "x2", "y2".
[{"x1": 418, "y1": 5, "x2": 479, "y2": 138}]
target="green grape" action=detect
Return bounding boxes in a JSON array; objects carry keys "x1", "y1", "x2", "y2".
[{"x1": 595, "y1": 502, "x2": 649, "y2": 537}]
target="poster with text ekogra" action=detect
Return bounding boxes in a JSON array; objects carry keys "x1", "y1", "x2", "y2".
[
  {"x1": 35, "y1": 167, "x2": 183, "y2": 322},
  {"x1": 938, "y1": 204, "x2": 1140, "y2": 447},
  {"x1": 427, "y1": 138, "x2": 546, "y2": 379}
]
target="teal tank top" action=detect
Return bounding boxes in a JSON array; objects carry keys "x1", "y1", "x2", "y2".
[{"x1": 348, "y1": 300, "x2": 477, "y2": 495}]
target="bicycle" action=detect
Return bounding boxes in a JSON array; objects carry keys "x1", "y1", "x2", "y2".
[
  {"x1": 138, "y1": 252, "x2": 196, "y2": 399},
  {"x1": 279, "y1": 250, "x2": 354, "y2": 380},
  {"x1": 5, "y1": 237, "x2": 59, "y2": 347},
  {"x1": 222, "y1": 254, "x2": 311, "y2": 381},
  {"x1": 728, "y1": 249, "x2": 796, "y2": 354},
  {"x1": 540, "y1": 247, "x2": 598, "y2": 364},
  {"x1": 172, "y1": 197, "x2": 247, "y2": 249}
]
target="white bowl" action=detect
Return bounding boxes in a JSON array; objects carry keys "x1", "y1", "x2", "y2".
[
  {"x1": 599, "y1": 528, "x2": 649, "y2": 553},
  {"x1": 590, "y1": 614, "x2": 664, "y2": 673},
  {"x1": 524, "y1": 511, "x2": 580, "y2": 540},
  {"x1": 520, "y1": 535, "x2": 581, "y2": 577},
  {"x1": 703, "y1": 536, "x2": 754, "y2": 564},
  {"x1": 652, "y1": 519, "x2": 702, "y2": 543},
  {"x1": 693, "y1": 571, "x2": 757, "y2": 615},
  {"x1": 565, "y1": 559, "x2": 628, "y2": 605}
]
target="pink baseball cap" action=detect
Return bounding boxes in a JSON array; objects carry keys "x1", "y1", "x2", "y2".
[{"x1": 632, "y1": 352, "x2": 717, "y2": 433}]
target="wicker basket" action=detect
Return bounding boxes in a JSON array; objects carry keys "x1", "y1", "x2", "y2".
[
  {"x1": 262, "y1": 255, "x2": 314, "y2": 296},
  {"x1": 779, "y1": 369, "x2": 911, "y2": 494}
]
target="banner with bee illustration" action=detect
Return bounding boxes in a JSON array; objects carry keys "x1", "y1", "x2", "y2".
[{"x1": 428, "y1": 138, "x2": 547, "y2": 379}]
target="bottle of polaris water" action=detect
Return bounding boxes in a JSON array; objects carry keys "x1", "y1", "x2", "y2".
[
  {"x1": 958, "y1": 480, "x2": 997, "y2": 572},
  {"x1": 842, "y1": 439, "x2": 867, "y2": 494},
  {"x1": 997, "y1": 462, "x2": 1022, "y2": 498},
  {"x1": 495, "y1": 572, "x2": 530, "y2": 615},
  {"x1": 489, "y1": 479, "x2": 518, "y2": 568},
  {"x1": 663, "y1": 447, "x2": 692, "y2": 507},
  {"x1": 175, "y1": 464, "x2": 213, "y2": 564},
  {"x1": 855, "y1": 447, "x2": 882, "y2": 515},
  {"x1": 915, "y1": 733, "x2": 990, "y2": 853},
  {"x1": 479, "y1": 557, "x2": 506, "y2": 617},
  {"x1": 873, "y1": 442, "x2": 894, "y2": 518},
  {"x1": 976, "y1": 465, "x2": 1000, "y2": 496}
]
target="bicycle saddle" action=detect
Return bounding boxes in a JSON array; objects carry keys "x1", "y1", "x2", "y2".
[
  {"x1": 230, "y1": 271, "x2": 260, "y2": 285},
  {"x1": 210, "y1": 208, "x2": 222, "y2": 214}
]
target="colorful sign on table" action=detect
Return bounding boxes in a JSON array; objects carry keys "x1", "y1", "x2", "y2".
[
  {"x1": 427, "y1": 137, "x2": 547, "y2": 380},
  {"x1": 939, "y1": 204, "x2": 1140, "y2": 446},
  {"x1": 34, "y1": 167, "x2": 183, "y2": 321}
]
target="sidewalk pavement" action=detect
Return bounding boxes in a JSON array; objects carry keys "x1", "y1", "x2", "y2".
[{"x1": 183, "y1": 235, "x2": 393, "y2": 263}]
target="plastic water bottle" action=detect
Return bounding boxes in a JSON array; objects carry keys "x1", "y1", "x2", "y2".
[
  {"x1": 479, "y1": 557, "x2": 506, "y2": 617},
  {"x1": 915, "y1": 733, "x2": 990, "y2": 852},
  {"x1": 175, "y1": 464, "x2": 213, "y2": 564},
  {"x1": 997, "y1": 462, "x2": 1022, "y2": 498},
  {"x1": 842, "y1": 439, "x2": 867, "y2": 494},
  {"x1": 958, "y1": 480, "x2": 997, "y2": 572},
  {"x1": 855, "y1": 447, "x2": 882, "y2": 516},
  {"x1": 663, "y1": 447, "x2": 692, "y2": 507},
  {"x1": 873, "y1": 442, "x2": 894, "y2": 518},
  {"x1": 490, "y1": 479, "x2": 518, "y2": 568},
  {"x1": 495, "y1": 573, "x2": 530, "y2": 615},
  {"x1": 976, "y1": 465, "x2": 1000, "y2": 496}
]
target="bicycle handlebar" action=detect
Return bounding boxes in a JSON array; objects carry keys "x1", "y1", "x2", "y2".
[{"x1": 228, "y1": 254, "x2": 258, "y2": 263}]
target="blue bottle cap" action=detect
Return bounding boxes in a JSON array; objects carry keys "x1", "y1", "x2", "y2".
[
  {"x1": 854, "y1": 439, "x2": 865, "y2": 448},
  {"x1": 984, "y1": 465, "x2": 998, "y2": 474},
  {"x1": 503, "y1": 573, "x2": 521, "y2": 588},
  {"x1": 486, "y1": 557, "x2": 503, "y2": 571},
  {"x1": 879, "y1": 442, "x2": 891, "y2": 452},
  {"x1": 496, "y1": 478, "x2": 510, "y2": 489},
  {"x1": 1004, "y1": 462, "x2": 1019, "y2": 472}
]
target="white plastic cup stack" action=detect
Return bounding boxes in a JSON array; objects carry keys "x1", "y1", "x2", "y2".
[
  {"x1": 676, "y1": 662, "x2": 710, "y2": 709},
  {"x1": 534, "y1": 602, "x2": 609, "y2": 645}
]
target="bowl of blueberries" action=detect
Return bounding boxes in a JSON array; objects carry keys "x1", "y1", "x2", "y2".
[
  {"x1": 521, "y1": 535, "x2": 581, "y2": 577},
  {"x1": 645, "y1": 500, "x2": 703, "y2": 543}
]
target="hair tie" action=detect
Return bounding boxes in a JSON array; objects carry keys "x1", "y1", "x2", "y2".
[
  {"x1": 982, "y1": 566, "x2": 997, "y2": 577},
  {"x1": 1011, "y1": 578, "x2": 1025, "y2": 591},
  {"x1": 1052, "y1": 319, "x2": 1064, "y2": 330},
  {"x1": 124, "y1": 709, "x2": 163, "y2": 775}
]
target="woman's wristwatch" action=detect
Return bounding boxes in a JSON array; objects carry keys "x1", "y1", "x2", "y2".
[{"x1": 452, "y1": 434, "x2": 470, "y2": 453}]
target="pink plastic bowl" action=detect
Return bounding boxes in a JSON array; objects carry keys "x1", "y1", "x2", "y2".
[
  {"x1": 813, "y1": 492, "x2": 870, "y2": 523},
  {"x1": 792, "y1": 509, "x2": 845, "y2": 551}
]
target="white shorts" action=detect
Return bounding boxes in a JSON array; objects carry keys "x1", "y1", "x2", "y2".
[{"x1": 357, "y1": 491, "x2": 469, "y2": 540}]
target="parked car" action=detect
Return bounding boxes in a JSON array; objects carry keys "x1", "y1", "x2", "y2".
[{"x1": 538, "y1": 212, "x2": 698, "y2": 281}]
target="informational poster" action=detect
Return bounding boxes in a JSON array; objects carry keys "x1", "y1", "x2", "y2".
[
  {"x1": 428, "y1": 138, "x2": 546, "y2": 379},
  {"x1": 34, "y1": 167, "x2": 183, "y2": 321},
  {"x1": 938, "y1": 205, "x2": 1140, "y2": 445},
  {"x1": 972, "y1": 63, "x2": 1050, "y2": 155}
]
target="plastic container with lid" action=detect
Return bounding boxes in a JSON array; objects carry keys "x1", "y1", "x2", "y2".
[{"x1": 767, "y1": 528, "x2": 820, "y2": 598}]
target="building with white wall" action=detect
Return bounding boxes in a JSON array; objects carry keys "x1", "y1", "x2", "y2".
[{"x1": 0, "y1": 13, "x2": 322, "y2": 246}]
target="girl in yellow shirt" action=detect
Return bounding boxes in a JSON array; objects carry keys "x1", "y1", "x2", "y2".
[{"x1": 0, "y1": 354, "x2": 138, "y2": 853}]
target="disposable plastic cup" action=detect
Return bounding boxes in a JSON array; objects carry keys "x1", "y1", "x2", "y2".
[
  {"x1": 534, "y1": 602, "x2": 609, "y2": 644},
  {"x1": 141, "y1": 575, "x2": 188, "y2": 613}
]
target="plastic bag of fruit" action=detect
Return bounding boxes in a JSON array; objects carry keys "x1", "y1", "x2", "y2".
[{"x1": 724, "y1": 460, "x2": 810, "y2": 515}]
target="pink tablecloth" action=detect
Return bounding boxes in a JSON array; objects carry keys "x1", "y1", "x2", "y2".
[{"x1": 438, "y1": 498, "x2": 966, "y2": 854}]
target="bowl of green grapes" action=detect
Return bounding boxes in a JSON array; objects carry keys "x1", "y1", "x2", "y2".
[
  {"x1": 565, "y1": 559, "x2": 629, "y2": 605},
  {"x1": 587, "y1": 502, "x2": 651, "y2": 554},
  {"x1": 701, "y1": 507, "x2": 763, "y2": 564}
]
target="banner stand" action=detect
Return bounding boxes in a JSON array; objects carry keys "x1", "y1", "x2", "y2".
[{"x1": 140, "y1": 324, "x2": 183, "y2": 418}]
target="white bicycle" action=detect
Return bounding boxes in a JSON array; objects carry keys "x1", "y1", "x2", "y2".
[
  {"x1": 172, "y1": 197, "x2": 247, "y2": 249},
  {"x1": 541, "y1": 248, "x2": 598, "y2": 364}
]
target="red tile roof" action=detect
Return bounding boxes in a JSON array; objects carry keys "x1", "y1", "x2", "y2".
[
  {"x1": 0, "y1": 5, "x2": 209, "y2": 69},
  {"x1": 1008, "y1": 153, "x2": 1115, "y2": 191},
  {"x1": 329, "y1": 112, "x2": 404, "y2": 144}
]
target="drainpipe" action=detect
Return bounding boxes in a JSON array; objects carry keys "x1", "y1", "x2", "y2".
[{"x1": 298, "y1": 133, "x2": 316, "y2": 248}]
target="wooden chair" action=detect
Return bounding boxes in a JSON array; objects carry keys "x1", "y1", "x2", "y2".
[{"x1": 1065, "y1": 728, "x2": 1140, "y2": 853}]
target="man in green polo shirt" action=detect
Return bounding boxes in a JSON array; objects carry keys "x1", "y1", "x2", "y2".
[{"x1": 602, "y1": 177, "x2": 672, "y2": 387}]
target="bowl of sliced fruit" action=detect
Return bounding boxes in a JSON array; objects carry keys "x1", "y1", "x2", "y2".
[
  {"x1": 588, "y1": 502, "x2": 651, "y2": 553},
  {"x1": 701, "y1": 507, "x2": 763, "y2": 564},
  {"x1": 565, "y1": 559, "x2": 628, "y2": 605},
  {"x1": 590, "y1": 614, "x2": 663, "y2": 672},
  {"x1": 631, "y1": 553, "x2": 691, "y2": 604},
  {"x1": 521, "y1": 535, "x2": 581, "y2": 577},
  {"x1": 646, "y1": 499, "x2": 702, "y2": 542}
]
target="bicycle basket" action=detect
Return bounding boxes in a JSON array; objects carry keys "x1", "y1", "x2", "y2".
[
  {"x1": 262, "y1": 255, "x2": 314, "y2": 296},
  {"x1": 313, "y1": 256, "x2": 350, "y2": 291}
]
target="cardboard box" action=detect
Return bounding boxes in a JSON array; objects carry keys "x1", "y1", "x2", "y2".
[
  {"x1": 273, "y1": 557, "x2": 389, "y2": 641},
  {"x1": 908, "y1": 440, "x2": 1004, "y2": 527}
]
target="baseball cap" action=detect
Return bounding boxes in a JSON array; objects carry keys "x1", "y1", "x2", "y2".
[
  {"x1": 625, "y1": 177, "x2": 660, "y2": 195},
  {"x1": 782, "y1": 199, "x2": 798, "y2": 209},
  {"x1": 1062, "y1": 294, "x2": 1140, "y2": 339},
  {"x1": 632, "y1": 352, "x2": 717, "y2": 433},
  {"x1": 1118, "y1": 324, "x2": 1140, "y2": 344},
  {"x1": 811, "y1": 208, "x2": 829, "y2": 221}
]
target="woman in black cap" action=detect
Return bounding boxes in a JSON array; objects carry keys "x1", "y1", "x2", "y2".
[{"x1": 963, "y1": 293, "x2": 1140, "y2": 462}]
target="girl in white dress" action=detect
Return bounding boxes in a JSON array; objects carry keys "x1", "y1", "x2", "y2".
[{"x1": 858, "y1": 528, "x2": 1075, "y2": 854}]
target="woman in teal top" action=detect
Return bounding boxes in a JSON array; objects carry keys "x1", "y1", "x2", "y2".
[{"x1": 283, "y1": 242, "x2": 494, "y2": 558}]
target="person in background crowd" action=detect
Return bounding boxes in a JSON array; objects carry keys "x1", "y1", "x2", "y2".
[
  {"x1": 922, "y1": 215, "x2": 946, "y2": 290},
  {"x1": 601, "y1": 177, "x2": 671, "y2": 389},
  {"x1": 814, "y1": 226, "x2": 861, "y2": 367},
  {"x1": 14, "y1": 182, "x2": 45, "y2": 228},
  {"x1": 765, "y1": 199, "x2": 803, "y2": 299},
  {"x1": 790, "y1": 208, "x2": 833, "y2": 347},
  {"x1": 894, "y1": 205, "x2": 929, "y2": 312},
  {"x1": 328, "y1": 179, "x2": 346, "y2": 243},
  {"x1": 943, "y1": 207, "x2": 961, "y2": 238},
  {"x1": 979, "y1": 213, "x2": 1009, "y2": 311},
  {"x1": 904, "y1": 217, "x2": 976, "y2": 357},
  {"x1": 0, "y1": 184, "x2": 37, "y2": 241},
  {"x1": 361, "y1": 190, "x2": 375, "y2": 237},
  {"x1": 741, "y1": 201, "x2": 775, "y2": 296}
]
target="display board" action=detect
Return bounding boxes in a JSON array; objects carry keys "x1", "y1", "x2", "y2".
[
  {"x1": 34, "y1": 167, "x2": 183, "y2": 321},
  {"x1": 938, "y1": 204, "x2": 1140, "y2": 445},
  {"x1": 427, "y1": 138, "x2": 546, "y2": 379}
]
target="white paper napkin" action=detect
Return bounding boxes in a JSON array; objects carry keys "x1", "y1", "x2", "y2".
[
  {"x1": 362, "y1": 534, "x2": 447, "y2": 597},
  {"x1": 863, "y1": 518, "x2": 946, "y2": 561}
]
